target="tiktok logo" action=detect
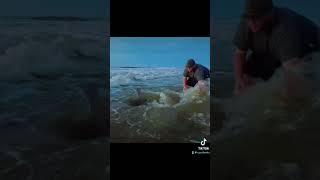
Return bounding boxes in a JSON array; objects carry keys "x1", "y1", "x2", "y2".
[{"x1": 200, "y1": 138, "x2": 207, "y2": 146}]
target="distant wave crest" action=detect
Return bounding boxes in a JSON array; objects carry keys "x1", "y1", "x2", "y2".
[{"x1": 110, "y1": 68, "x2": 183, "y2": 87}]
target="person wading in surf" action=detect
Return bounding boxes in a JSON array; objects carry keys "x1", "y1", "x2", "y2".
[
  {"x1": 233, "y1": 0, "x2": 320, "y2": 96},
  {"x1": 183, "y1": 59, "x2": 210, "y2": 92}
]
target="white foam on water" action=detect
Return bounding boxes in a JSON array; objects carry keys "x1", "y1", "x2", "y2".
[
  {"x1": 0, "y1": 19, "x2": 107, "y2": 140},
  {"x1": 110, "y1": 76, "x2": 210, "y2": 140},
  {"x1": 216, "y1": 52, "x2": 320, "y2": 139},
  {"x1": 0, "y1": 20, "x2": 106, "y2": 81},
  {"x1": 110, "y1": 68, "x2": 183, "y2": 87},
  {"x1": 141, "y1": 80, "x2": 210, "y2": 137}
]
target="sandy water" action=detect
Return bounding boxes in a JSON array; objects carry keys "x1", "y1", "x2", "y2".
[{"x1": 111, "y1": 67, "x2": 210, "y2": 142}]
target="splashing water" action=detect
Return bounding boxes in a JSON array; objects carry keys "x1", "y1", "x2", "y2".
[
  {"x1": 143, "y1": 81, "x2": 210, "y2": 136},
  {"x1": 213, "y1": 52, "x2": 320, "y2": 179},
  {"x1": 110, "y1": 69, "x2": 210, "y2": 142},
  {"x1": 215, "y1": 52, "x2": 320, "y2": 138}
]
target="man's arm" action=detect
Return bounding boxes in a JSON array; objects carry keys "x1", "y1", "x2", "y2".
[
  {"x1": 183, "y1": 69, "x2": 189, "y2": 91},
  {"x1": 234, "y1": 49, "x2": 247, "y2": 83},
  {"x1": 234, "y1": 48, "x2": 249, "y2": 95},
  {"x1": 232, "y1": 18, "x2": 251, "y2": 95},
  {"x1": 183, "y1": 77, "x2": 188, "y2": 90}
]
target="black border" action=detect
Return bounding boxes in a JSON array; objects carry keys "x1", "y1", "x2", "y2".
[
  {"x1": 110, "y1": 143, "x2": 210, "y2": 179},
  {"x1": 110, "y1": 0, "x2": 210, "y2": 37}
]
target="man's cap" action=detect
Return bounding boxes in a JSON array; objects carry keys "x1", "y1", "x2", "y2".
[
  {"x1": 186, "y1": 59, "x2": 196, "y2": 68},
  {"x1": 243, "y1": 0, "x2": 274, "y2": 18}
]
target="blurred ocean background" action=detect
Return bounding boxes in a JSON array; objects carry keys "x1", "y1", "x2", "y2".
[
  {"x1": 0, "y1": 17, "x2": 108, "y2": 179},
  {"x1": 212, "y1": 0, "x2": 320, "y2": 73},
  {"x1": 212, "y1": 1, "x2": 320, "y2": 179}
]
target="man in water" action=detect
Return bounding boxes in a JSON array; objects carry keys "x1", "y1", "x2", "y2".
[
  {"x1": 183, "y1": 59, "x2": 210, "y2": 91},
  {"x1": 233, "y1": 0, "x2": 320, "y2": 95}
]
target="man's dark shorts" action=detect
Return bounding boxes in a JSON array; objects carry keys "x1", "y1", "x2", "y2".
[
  {"x1": 186, "y1": 78, "x2": 198, "y2": 87},
  {"x1": 244, "y1": 53, "x2": 282, "y2": 81}
]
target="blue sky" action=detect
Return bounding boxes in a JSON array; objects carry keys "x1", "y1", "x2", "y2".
[
  {"x1": 110, "y1": 37, "x2": 210, "y2": 68},
  {"x1": 0, "y1": 0, "x2": 108, "y2": 17}
]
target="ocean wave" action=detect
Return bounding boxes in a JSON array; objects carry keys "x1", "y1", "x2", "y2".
[
  {"x1": 213, "y1": 52, "x2": 320, "y2": 179},
  {"x1": 0, "y1": 20, "x2": 107, "y2": 141},
  {"x1": 0, "y1": 19, "x2": 107, "y2": 80},
  {"x1": 111, "y1": 80, "x2": 210, "y2": 140},
  {"x1": 0, "y1": 31, "x2": 106, "y2": 81},
  {"x1": 215, "y1": 52, "x2": 320, "y2": 138},
  {"x1": 110, "y1": 68, "x2": 183, "y2": 87}
]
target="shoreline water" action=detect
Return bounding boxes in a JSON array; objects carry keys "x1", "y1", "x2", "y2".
[
  {"x1": 0, "y1": 19, "x2": 108, "y2": 179},
  {"x1": 110, "y1": 67, "x2": 210, "y2": 143}
]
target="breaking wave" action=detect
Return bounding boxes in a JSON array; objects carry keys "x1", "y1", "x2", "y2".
[
  {"x1": 110, "y1": 68, "x2": 182, "y2": 87},
  {"x1": 215, "y1": 53, "x2": 320, "y2": 138},
  {"x1": 112, "y1": 79, "x2": 210, "y2": 141},
  {"x1": 213, "y1": 52, "x2": 320, "y2": 179},
  {"x1": 0, "y1": 21, "x2": 106, "y2": 81},
  {"x1": 0, "y1": 19, "x2": 107, "y2": 140}
]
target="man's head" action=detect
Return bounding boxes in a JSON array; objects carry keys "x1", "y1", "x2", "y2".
[
  {"x1": 243, "y1": 0, "x2": 275, "y2": 32},
  {"x1": 186, "y1": 59, "x2": 196, "y2": 73}
]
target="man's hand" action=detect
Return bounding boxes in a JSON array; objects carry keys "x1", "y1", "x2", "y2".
[
  {"x1": 234, "y1": 78, "x2": 246, "y2": 95},
  {"x1": 183, "y1": 85, "x2": 189, "y2": 92},
  {"x1": 234, "y1": 74, "x2": 256, "y2": 95}
]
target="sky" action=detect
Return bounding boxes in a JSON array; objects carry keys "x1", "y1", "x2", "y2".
[
  {"x1": 110, "y1": 37, "x2": 210, "y2": 68},
  {"x1": 0, "y1": 0, "x2": 108, "y2": 17}
]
